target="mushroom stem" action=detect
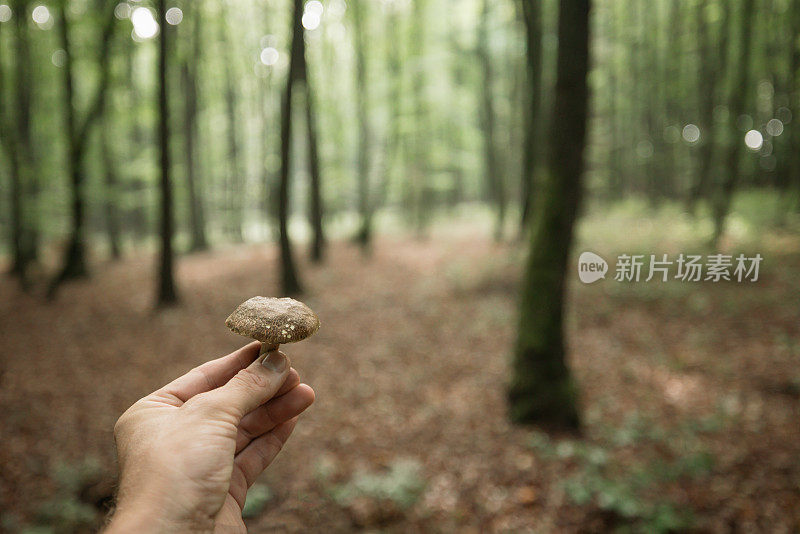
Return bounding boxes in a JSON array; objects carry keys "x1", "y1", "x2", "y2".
[{"x1": 260, "y1": 343, "x2": 280, "y2": 356}]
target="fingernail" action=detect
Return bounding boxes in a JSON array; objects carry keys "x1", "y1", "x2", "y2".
[{"x1": 262, "y1": 351, "x2": 287, "y2": 373}]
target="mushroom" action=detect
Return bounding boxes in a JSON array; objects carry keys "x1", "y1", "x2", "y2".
[{"x1": 225, "y1": 296, "x2": 320, "y2": 356}]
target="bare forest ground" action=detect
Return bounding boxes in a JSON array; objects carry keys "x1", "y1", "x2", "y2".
[{"x1": 1, "y1": 223, "x2": 799, "y2": 532}]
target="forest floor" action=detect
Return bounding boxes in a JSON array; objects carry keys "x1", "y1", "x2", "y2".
[{"x1": 1, "y1": 205, "x2": 799, "y2": 533}]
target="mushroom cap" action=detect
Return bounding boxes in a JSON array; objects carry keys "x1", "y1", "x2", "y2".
[{"x1": 225, "y1": 296, "x2": 320, "y2": 344}]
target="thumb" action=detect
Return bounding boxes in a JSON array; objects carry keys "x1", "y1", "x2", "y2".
[{"x1": 198, "y1": 350, "x2": 291, "y2": 420}]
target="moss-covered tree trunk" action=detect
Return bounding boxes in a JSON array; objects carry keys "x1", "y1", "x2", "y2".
[{"x1": 508, "y1": 0, "x2": 591, "y2": 430}]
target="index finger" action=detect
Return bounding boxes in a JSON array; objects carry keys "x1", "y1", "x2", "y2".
[{"x1": 157, "y1": 342, "x2": 261, "y2": 403}]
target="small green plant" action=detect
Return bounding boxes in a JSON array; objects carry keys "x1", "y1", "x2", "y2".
[
  {"x1": 32, "y1": 457, "x2": 106, "y2": 533},
  {"x1": 241, "y1": 483, "x2": 273, "y2": 518},
  {"x1": 528, "y1": 411, "x2": 722, "y2": 533},
  {"x1": 331, "y1": 458, "x2": 426, "y2": 510}
]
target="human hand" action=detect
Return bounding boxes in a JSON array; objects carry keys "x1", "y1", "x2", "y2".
[{"x1": 106, "y1": 342, "x2": 315, "y2": 533}]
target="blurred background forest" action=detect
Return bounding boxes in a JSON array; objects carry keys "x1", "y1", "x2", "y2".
[{"x1": 1, "y1": 0, "x2": 799, "y2": 532}]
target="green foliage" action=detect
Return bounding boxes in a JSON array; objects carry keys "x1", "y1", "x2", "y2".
[
  {"x1": 241, "y1": 483, "x2": 273, "y2": 518},
  {"x1": 30, "y1": 457, "x2": 105, "y2": 533},
  {"x1": 527, "y1": 409, "x2": 725, "y2": 532},
  {"x1": 330, "y1": 458, "x2": 426, "y2": 511}
]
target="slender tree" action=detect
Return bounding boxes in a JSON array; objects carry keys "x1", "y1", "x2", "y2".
[
  {"x1": 519, "y1": 0, "x2": 543, "y2": 231},
  {"x1": 2, "y1": 0, "x2": 36, "y2": 283},
  {"x1": 409, "y1": 0, "x2": 431, "y2": 236},
  {"x1": 156, "y1": 0, "x2": 178, "y2": 305},
  {"x1": 710, "y1": 0, "x2": 756, "y2": 246},
  {"x1": 48, "y1": 0, "x2": 118, "y2": 297},
  {"x1": 181, "y1": 0, "x2": 209, "y2": 252},
  {"x1": 297, "y1": 7, "x2": 325, "y2": 263},
  {"x1": 275, "y1": 0, "x2": 306, "y2": 295},
  {"x1": 377, "y1": 2, "x2": 404, "y2": 214},
  {"x1": 787, "y1": 0, "x2": 800, "y2": 211},
  {"x1": 101, "y1": 107, "x2": 122, "y2": 260},
  {"x1": 508, "y1": 0, "x2": 591, "y2": 429},
  {"x1": 304, "y1": 80, "x2": 325, "y2": 262},
  {"x1": 0, "y1": 7, "x2": 27, "y2": 285},
  {"x1": 352, "y1": 0, "x2": 373, "y2": 250},
  {"x1": 220, "y1": 2, "x2": 244, "y2": 242},
  {"x1": 688, "y1": 0, "x2": 731, "y2": 211},
  {"x1": 477, "y1": 0, "x2": 506, "y2": 241}
]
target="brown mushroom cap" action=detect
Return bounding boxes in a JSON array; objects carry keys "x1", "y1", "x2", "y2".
[{"x1": 225, "y1": 296, "x2": 320, "y2": 345}]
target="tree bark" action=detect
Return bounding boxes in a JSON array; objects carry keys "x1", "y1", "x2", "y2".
[
  {"x1": 275, "y1": 0, "x2": 305, "y2": 295},
  {"x1": 294, "y1": 14, "x2": 325, "y2": 263},
  {"x1": 0, "y1": 17, "x2": 24, "y2": 283},
  {"x1": 688, "y1": 0, "x2": 731, "y2": 211},
  {"x1": 478, "y1": 0, "x2": 506, "y2": 241},
  {"x1": 711, "y1": 0, "x2": 756, "y2": 247},
  {"x1": 156, "y1": 0, "x2": 179, "y2": 305},
  {"x1": 49, "y1": 0, "x2": 117, "y2": 297},
  {"x1": 304, "y1": 79, "x2": 325, "y2": 263},
  {"x1": 352, "y1": 0, "x2": 373, "y2": 250},
  {"x1": 787, "y1": 0, "x2": 800, "y2": 211},
  {"x1": 181, "y1": 1, "x2": 209, "y2": 252},
  {"x1": 508, "y1": 0, "x2": 591, "y2": 430},
  {"x1": 102, "y1": 111, "x2": 122, "y2": 260},
  {"x1": 519, "y1": 0, "x2": 543, "y2": 231},
  {"x1": 220, "y1": 4, "x2": 244, "y2": 242},
  {"x1": 7, "y1": 1, "x2": 35, "y2": 280}
]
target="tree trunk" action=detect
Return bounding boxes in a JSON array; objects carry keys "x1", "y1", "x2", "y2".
[
  {"x1": 711, "y1": 0, "x2": 756, "y2": 247},
  {"x1": 688, "y1": 0, "x2": 730, "y2": 211},
  {"x1": 519, "y1": 0, "x2": 543, "y2": 232},
  {"x1": 352, "y1": 0, "x2": 373, "y2": 250},
  {"x1": 181, "y1": 1, "x2": 209, "y2": 252},
  {"x1": 50, "y1": 3, "x2": 89, "y2": 294},
  {"x1": 478, "y1": 0, "x2": 506, "y2": 242},
  {"x1": 0, "y1": 18, "x2": 25, "y2": 284},
  {"x1": 8, "y1": 1, "x2": 35, "y2": 279},
  {"x1": 786, "y1": 0, "x2": 800, "y2": 212},
  {"x1": 304, "y1": 80, "x2": 325, "y2": 263},
  {"x1": 293, "y1": 15, "x2": 325, "y2": 263},
  {"x1": 275, "y1": 0, "x2": 305, "y2": 295},
  {"x1": 49, "y1": 1, "x2": 117, "y2": 297},
  {"x1": 220, "y1": 4, "x2": 244, "y2": 242},
  {"x1": 102, "y1": 111, "x2": 122, "y2": 260},
  {"x1": 377, "y1": 5, "x2": 403, "y2": 214},
  {"x1": 156, "y1": 0, "x2": 179, "y2": 305},
  {"x1": 409, "y1": 0, "x2": 430, "y2": 237},
  {"x1": 508, "y1": 0, "x2": 591, "y2": 430}
]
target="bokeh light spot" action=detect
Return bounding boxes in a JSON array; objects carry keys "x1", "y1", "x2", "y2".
[
  {"x1": 0, "y1": 4, "x2": 12, "y2": 22},
  {"x1": 131, "y1": 6, "x2": 158, "y2": 39},
  {"x1": 744, "y1": 129, "x2": 763, "y2": 150},
  {"x1": 682, "y1": 124, "x2": 700, "y2": 144},
  {"x1": 165, "y1": 7, "x2": 182, "y2": 25}
]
